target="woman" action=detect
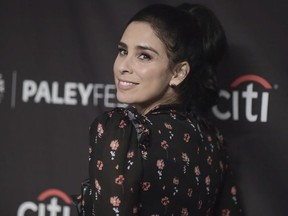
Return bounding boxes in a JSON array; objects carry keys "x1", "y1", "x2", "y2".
[{"x1": 75, "y1": 3, "x2": 244, "y2": 216}]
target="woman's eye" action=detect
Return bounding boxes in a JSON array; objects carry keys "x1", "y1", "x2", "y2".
[
  {"x1": 118, "y1": 48, "x2": 127, "y2": 56},
  {"x1": 138, "y1": 53, "x2": 151, "y2": 60}
]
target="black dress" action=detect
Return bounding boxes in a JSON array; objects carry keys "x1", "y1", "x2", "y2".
[{"x1": 87, "y1": 104, "x2": 244, "y2": 216}]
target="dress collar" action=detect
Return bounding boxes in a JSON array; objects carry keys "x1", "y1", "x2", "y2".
[{"x1": 127, "y1": 103, "x2": 187, "y2": 116}]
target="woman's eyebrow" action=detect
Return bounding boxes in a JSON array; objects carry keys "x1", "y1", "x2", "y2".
[
  {"x1": 118, "y1": 41, "x2": 159, "y2": 55},
  {"x1": 136, "y1": 44, "x2": 159, "y2": 55},
  {"x1": 118, "y1": 41, "x2": 127, "y2": 48}
]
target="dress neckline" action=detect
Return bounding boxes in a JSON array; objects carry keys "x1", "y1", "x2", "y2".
[{"x1": 126, "y1": 103, "x2": 187, "y2": 116}]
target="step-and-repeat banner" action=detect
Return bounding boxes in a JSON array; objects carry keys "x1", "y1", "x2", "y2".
[{"x1": 1, "y1": 0, "x2": 287, "y2": 215}]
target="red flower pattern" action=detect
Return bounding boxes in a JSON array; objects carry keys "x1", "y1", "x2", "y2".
[
  {"x1": 96, "y1": 160, "x2": 103, "y2": 170},
  {"x1": 110, "y1": 196, "x2": 121, "y2": 207},
  {"x1": 156, "y1": 159, "x2": 165, "y2": 170},
  {"x1": 110, "y1": 140, "x2": 119, "y2": 150},
  {"x1": 161, "y1": 140, "x2": 169, "y2": 150},
  {"x1": 115, "y1": 175, "x2": 125, "y2": 185},
  {"x1": 161, "y1": 196, "x2": 170, "y2": 206},
  {"x1": 184, "y1": 133, "x2": 190, "y2": 142},
  {"x1": 141, "y1": 182, "x2": 151, "y2": 191}
]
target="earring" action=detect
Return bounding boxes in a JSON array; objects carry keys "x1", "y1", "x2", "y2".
[{"x1": 170, "y1": 83, "x2": 177, "y2": 88}]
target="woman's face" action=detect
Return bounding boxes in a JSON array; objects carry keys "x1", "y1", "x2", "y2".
[{"x1": 113, "y1": 21, "x2": 177, "y2": 114}]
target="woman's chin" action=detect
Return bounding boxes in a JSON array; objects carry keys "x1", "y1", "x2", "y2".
[{"x1": 116, "y1": 96, "x2": 133, "y2": 106}]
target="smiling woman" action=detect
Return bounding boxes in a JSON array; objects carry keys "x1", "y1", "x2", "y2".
[
  {"x1": 74, "y1": 3, "x2": 245, "y2": 216},
  {"x1": 114, "y1": 21, "x2": 179, "y2": 114}
]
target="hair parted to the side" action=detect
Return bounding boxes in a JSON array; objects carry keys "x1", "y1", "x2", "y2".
[{"x1": 127, "y1": 3, "x2": 227, "y2": 116}]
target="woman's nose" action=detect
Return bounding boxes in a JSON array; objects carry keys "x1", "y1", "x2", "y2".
[{"x1": 117, "y1": 56, "x2": 133, "y2": 74}]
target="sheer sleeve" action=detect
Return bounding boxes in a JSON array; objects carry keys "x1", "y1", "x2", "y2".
[
  {"x1": 88, "y1": 108, "x2": 143, "y2": 216},
  {"x1": 199, "y1": 120, "x2": 244, "y2": 216},
  {"x1": 214, "y1": 141, "x2": 245, "y2": 216}
]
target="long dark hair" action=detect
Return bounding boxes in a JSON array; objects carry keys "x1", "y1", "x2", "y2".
[{"x1": 127, "y1": 3, "x2": 227, "y2": 116}]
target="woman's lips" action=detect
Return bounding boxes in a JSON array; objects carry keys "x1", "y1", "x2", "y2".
[{"x1": 118, "y1": 80, "x2": 139, "y2": 90}]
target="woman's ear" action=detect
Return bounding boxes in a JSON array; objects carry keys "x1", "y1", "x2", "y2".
[{"x1": 169, "y1": 61, "x2": 190, "y2": 87}]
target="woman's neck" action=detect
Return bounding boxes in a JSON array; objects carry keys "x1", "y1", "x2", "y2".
[{"x1": 133, "y1": 97, "x2": 181, "y2": 116}]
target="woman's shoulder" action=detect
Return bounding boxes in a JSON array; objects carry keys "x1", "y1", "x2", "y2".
[
  {"x1": 89, "y1": 107, "x2": 129, "y2": 130},
  {"x1": 147, "y1": 104, "x2": 223, "y2": 137}
]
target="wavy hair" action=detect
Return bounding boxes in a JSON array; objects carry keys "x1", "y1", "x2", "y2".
[{"x1": 127, "y1": 3, "x2": 227, "y2": 115}]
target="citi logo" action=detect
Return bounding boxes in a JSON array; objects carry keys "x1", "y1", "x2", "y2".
[
  {"x1": 212, "y1": 74, "x2": 275, "y2": 122},
  {"x1": 17, "y1": 189, "x2": 72, "y2": 216}
]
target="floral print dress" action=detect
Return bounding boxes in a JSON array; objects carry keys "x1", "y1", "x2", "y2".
[{"x1": 88, "y1": 104, "x2": 244, "y2": 216}]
